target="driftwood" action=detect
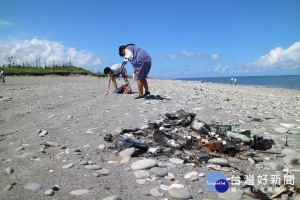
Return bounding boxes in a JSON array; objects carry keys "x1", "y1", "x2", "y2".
[
  {"x1": 242, "y1": 185, "x2": 271, "y2": 200},
  {"x1": 229, "y1": 163, "x2": 246, "y2": 176},
  {"x1": 207, "y1": 164, "x2": 230, "y2": 172},
  {"x1": 254, "y1": 150, "x2": 282, "y2": 154},
  {"x1": 121, "y1": 128, "x2": 140, "y2": 133},
  {"x1": 208, "y1": 150, "x2": 228, "y2": 158},
  {"x1": 271, "y1": 185, "x2": 286, "y2": 199},
  {"x1": 236, "y1": 153, "x2": 248, "y2": 160}
]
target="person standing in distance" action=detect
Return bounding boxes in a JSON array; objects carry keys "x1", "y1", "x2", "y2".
[
  {"x1": 119, "y1": 44, "x2": 151, "y2": 99},
  {"x1": 234, "y1": 77, "x2": 237, "y2": 86},
  {"x1": 0, "y1": 68, "x2": 5, "y2": 83}
]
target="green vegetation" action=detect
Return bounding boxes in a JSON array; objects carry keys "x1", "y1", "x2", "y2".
[{"x1": 1, "y1": 65, "x2": 105, "y2": 77}]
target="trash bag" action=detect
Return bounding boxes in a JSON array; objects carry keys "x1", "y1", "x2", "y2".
[
  {"x1": 114, "y1": 86, "x2": 124, "y2": 94},
  {"x1": 114, "y1": 84, "x2": 131, "y2": 94}
]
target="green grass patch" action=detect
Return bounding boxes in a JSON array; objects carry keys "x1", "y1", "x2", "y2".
[{"x1": 1, "y1": 66, "x2": 105, "y2": 77}]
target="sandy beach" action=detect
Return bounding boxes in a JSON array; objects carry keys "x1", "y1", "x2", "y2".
[{"x1": 1, "y1": 76, "x2": 300, "y2": 200}]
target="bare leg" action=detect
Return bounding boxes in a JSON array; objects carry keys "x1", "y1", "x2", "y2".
[
  {"x1": 112, "y1": 77, "x2": 118, "y2": 90},
  {"x1": 124, "y1": 77, "x2": 129, "y2": 85},
  {"x1": 141, "y1": 78, "x2": 149, "y2": 93},
  {"x1": 136, "y1": 79, "x2": 144, "y2": 96}
]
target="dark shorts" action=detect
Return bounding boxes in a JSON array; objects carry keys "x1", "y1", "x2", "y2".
[
  {"x1": 111, "y1": 72, "x2": 126, "y2": 79},
  {"x1": 136, "y1": 61, "x2": 151, "y2": 80}
]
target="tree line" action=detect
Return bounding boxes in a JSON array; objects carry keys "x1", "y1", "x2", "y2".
[{"x1": 2, "y1": 56, "x2": 74, "y2": 68}]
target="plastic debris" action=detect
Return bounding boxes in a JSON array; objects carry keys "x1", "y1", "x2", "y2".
[
  {"x1": 225, "y1": 131, "x2": 251, "y2": 143},
  {"x1": 153, "y1": 130, "x2": 180, "y2": 147},
  {"x1": 191, "y1": 120, "x2": 216, "y2": 137}
]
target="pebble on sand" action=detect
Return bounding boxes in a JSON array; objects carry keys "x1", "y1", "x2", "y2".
[
  {"x1": 80, "y1": 160, "x2": 89, "y2": 165},
  {"x1": 70, "y1": 189, "x2": 90, "y2": 196},
  {"x1": 268, "y1": 162, "x2": 285, "y2": 171},
  {"x1": 280, "y1": 123, "x2": 293, "y2": 129},
  {"x1": 150, "y1": 167, "x2": 168, "y2": 177},
  {"x1": 120, "y1": 156, "x2": 131, "y2": 164},
  {"x1": 281, "y1": 149, "x2": 298, "y2": 155},
  {"x1": 98, "y1": 144, "x2": 106, "y2": 150},
  {"x1": 150, "y1": 188, "x2": 160, "y2": 197},
  {"x1": 45, "y1": 189, "x2": 55, "y2": 196},
  {"x1": 85, "y1": 165, "x2": 102, "y2": 170},
  {"x1": 274, "y1": 127, "x2": 288, "y2": 133},
  {"x1": 168, "y1": 188, "x2": 192, "y2": 199},
  {"x1": 39, "y1": 130, "x2": 48, "y2": 137},
  {"x1": 3, "y1": 185, "x2": 13, "y2": 191},
  {"x1": 45, "y1": 141, "x2": 60, "y2": 147},
  {"x1": 62, "y1": 163, "x2": 74, "y2": 169},
  {"x1": 208, "y1": 158, "x2": 229, "y2": 166},
  {"x1": 98, "y1": 168, "x2": 110, "y2": 175},
  {"x1": 169, "y1": 158, "x2": 184, "y2": 164},
  {"x1": 102, "y1": 195, "x2": 122, "y2": 200},
  {"x1": 184, "y1": 171, "x2": 198, "y2": 179},
  {"x1": 282, "y1": 155, "x2": 300, "y2": 165},
  {"x1": 134, "y1": 170, "x2": 150, "y2": 179},
  {"x1": 15, "y1": 146, "x2": 25, "y2": 151},
  {"x1": 119, "y1": 147, "x2": 136, "y2": 158},
  {"x1": 159, "y1": 162, "x2": 177, "y2": 169},
  {"x1": 218, "y1": 189, "x2": 243, "y2": 200},
  {"x1": 131, "y1": 159, "x2": 157, "y2": 170},
  {"x1": 24, "y1": 183, "x2": 43, "y2": 190},
  {"x1": 136, "y1": 179, "x2": 146, "y2": 184},
  {"x1": 5, "y1": 167, "x2": 14, "y2": 174}
]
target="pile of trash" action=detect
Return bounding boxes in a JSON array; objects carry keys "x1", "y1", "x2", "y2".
[
  {"x1": 105, "y1": 109, "x2": 275, "y2": 161},
  {"x1": 103, "y1": 110, "x2": 300, "y2": 199}
]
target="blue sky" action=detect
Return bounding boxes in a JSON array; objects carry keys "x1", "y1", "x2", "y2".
[{"x1": 0, "y1": 0, "x2": 299, "y2": 78}]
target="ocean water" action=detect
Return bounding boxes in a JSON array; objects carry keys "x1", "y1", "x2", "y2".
[{"x1": 176, "y1": 75, "x2": 300, "y2": 90}]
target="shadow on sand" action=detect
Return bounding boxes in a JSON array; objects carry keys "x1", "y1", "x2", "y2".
[{"x1": 143, "y1": 94, "x2": 170, "y2": 100}]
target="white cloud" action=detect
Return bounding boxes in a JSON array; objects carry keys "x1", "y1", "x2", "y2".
[
  {"x1": 246, "y1": 41, "x2": 300, "y2": 70},
  {"x1": 213, "y1": 64, "x2": 250, "y2": 74},
  {"x1": 214, "y1": 64, "x2": 231, "y2": 73},
  {"x1": 169, "y1": 54, "x2": 177, "y2": 59},
  {"x1": 182, "y1": 50, "x2": 199, "y2": 58},
  {"x1": 181, "y1": 50, "x2": 219, "y2": 60},
  {"x1": 0, "y1": 20, "x2": 12, "y2": 26},
  {"x1": 0, "y1": 39, "x2": 101, "y2": 67},
  {"x1": 156, "y1": 54, "x2": 177, "y2": 59},
  {"x1": 211, "y1": 54, "x2": 219, "y2": 60}
]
